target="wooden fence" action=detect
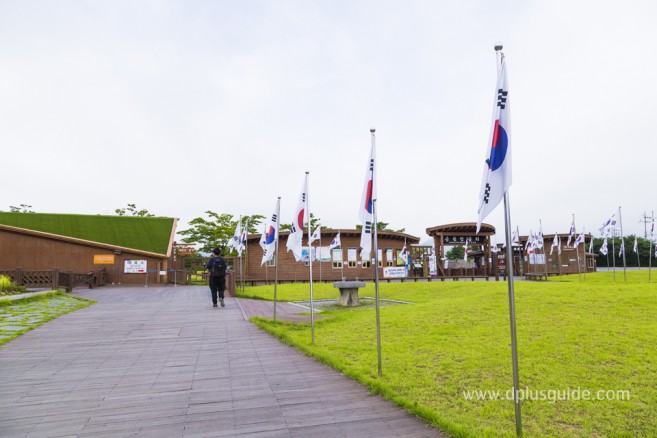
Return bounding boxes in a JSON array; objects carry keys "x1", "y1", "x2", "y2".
[{"x1": 0, "y1": 268, "x2": 109, "y2": 292}]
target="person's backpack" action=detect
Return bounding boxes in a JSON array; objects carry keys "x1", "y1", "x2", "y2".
[{"x1": 211, "y1": 257, "x2": 227, "y2": 277}]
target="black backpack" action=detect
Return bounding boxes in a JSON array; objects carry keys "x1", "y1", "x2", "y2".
[{"x1": 211, "y1": 257, "x2": 227, "y2": 277}]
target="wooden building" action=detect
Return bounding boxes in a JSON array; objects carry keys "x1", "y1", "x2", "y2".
[
  {"x1": 426, "y1": 223, "x2": 497, "y2": 279},
  {"x1": 239, "y1": 229, "x2": 420, "y2": 284},
  {"x1": 0, "y1": 213, "x2": 177, "y2": 286},
  {"x1": 517, "y1": 233, "x2": 597, "y2": 276}
]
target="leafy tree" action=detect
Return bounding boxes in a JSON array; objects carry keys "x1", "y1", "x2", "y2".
[
  {"x1": 9, "y1": 204, "x2": 34, "y2": 213},
  {"x1": 115, "y1": 203, "x2": 155, "y2": 217},
  {"x1": 591, "y1": 235, "x2": 655, "y2": 268},
  {"x1": 178, "y1": 211, "x2": 264, "y2": 256},
  {"x1": 355, "y1": 222, "x2": 405, "y2": 232},
  {"x1": 280, "y1": 213, "x2": 321, "y2": 231},
  {"x1": 445, "y1": 246, "x2": 465, "y2": 260}
]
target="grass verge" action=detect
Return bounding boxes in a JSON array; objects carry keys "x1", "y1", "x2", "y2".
[
  {"x1": 243, "y1": 273, "x2": 657, "y2": 436},
  {"x1": 0, "y1": 291, "x2": 95, "y2": 347}
]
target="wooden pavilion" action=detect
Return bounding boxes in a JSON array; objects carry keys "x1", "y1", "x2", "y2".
[{"x1": 426, "y1": 222, "x2": 496, "y2": 279}]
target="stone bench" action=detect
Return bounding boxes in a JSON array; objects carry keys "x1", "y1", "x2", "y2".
[{"x1": 333, "y1": 281, "x2": 366, "y2": 307}]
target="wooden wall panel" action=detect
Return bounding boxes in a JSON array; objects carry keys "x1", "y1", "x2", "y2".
[{"x1": 0, "y1": 230, "x2": 168, "y2": 285}]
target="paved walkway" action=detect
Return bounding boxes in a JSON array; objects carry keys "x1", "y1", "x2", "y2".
[{"x1": 0, "y1": 286, "x2": 446, "y2": 437}]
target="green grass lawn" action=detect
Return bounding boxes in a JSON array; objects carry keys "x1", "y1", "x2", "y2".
[
  {"x1": 238, "y1": 273, "x2": 657, "y2": 437},
  {"x1": 0, "y1": 292, "x2": 95, "y2": 346}
]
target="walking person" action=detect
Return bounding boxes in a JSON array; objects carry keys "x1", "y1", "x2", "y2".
[{"x1": 206, "y1": 248, "x2": 227, "y2": 308}]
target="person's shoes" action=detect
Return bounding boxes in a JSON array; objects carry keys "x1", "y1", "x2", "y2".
[
  {"x1": 213, "y1": 303, "x2": 218, "y2": 308},
  {"x1": 220, "y1": 299, "x2": 225, "y2": 307}
]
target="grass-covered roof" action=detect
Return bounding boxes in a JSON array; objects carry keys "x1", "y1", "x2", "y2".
[{"x1": 0, "y1": 212, "x2": 175, "y2": 255}]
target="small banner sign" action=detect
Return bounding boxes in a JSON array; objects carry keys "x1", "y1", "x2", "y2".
[
  {"x1": 93, "y1": 254, "x2": 115, "y2": 265},
  {"x1": 124, "y1": 260, "x2": 147, "y2": 274},
  {"x1": 383, "y1": 267, "x2": 407, "y2": 278}
]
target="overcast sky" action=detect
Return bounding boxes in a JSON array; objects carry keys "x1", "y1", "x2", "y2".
[{"x1": 1, "y1": 0, "x2": 656, "y2": 243}]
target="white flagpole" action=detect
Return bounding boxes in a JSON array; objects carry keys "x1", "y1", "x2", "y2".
[
  {"x1": 611, "y1": 233, "x2": 617, "y2": 282},
  {"x1": 540, "y1": 219, "x2": 549, "y2": 279},
  {"x1": 306, "y1": 172, "x2": 315, "y2": 343},
  {"x1": 573, "y1": 214, "x2": 581, "y2": 282},
  {"x1": 319, "y1": 230, "x2": 323, "y2": 282},
  {"x1": 649, "y1": 211, "x2": 654, "y2": 283},
  {"x1": 274, "y1": 197, "x2": 280, "y2": 323},
  {"x1": 243, "y1": 223, "x2": 248, "y2": 293},
  {"x1": 619, "y1": 206, "x2": 627, "y2": 282},
  {"x1": 371, "y1": 127, "x2": 382, "y2": 377}
]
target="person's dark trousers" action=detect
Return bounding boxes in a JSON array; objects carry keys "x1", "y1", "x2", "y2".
[{"x1": 209, "y1": 276, "x2": 226, "y2": 305}]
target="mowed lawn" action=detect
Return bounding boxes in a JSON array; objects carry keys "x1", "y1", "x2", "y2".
[{"x1": 238, "y1": 273, "x2": 657, "y2": 437}]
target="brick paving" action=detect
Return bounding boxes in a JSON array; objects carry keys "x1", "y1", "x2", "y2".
[{"x1": 0, "y1": 286, "x2": 446, "y2": 437}]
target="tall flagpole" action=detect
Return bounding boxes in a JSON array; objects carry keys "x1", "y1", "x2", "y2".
[
  {"x1": 649, "y1": 211, "x2": 654, "y2": 283},
  {"x1": 573, "y1": 214, "x2": 581, "y2": 281},
  {"x1": 557, "y1": 235, "x2": 562, "y2": 281},
  {"x1": 274, "y1": 197, "x2": 281, "y2": 323},
  {"x1": 504, "y1": 194, "x2": 522, "y2": 436},
  {"x1": 611, "y1": 233, "x2": 617, "y2": 282},
  {"x1": 495, "y1": 41, "x2": 522, "y2": 436},
  {"x1": 619, "y1": 206, "x2": 627, "y2": 282},
  {"x1": 243, "y1": 224, "x2": 248, "y2": 293},
  {"x1": 540, "y1": 219, "x2": 549, "y2": 279},
  {"x1": 306, "y1": 171, "x2": 315, "y2": 344},
  {"x1": 371, "y1": 128, "x2": 382, "y2": 377},
  {"x1": 319, "y1": 231, "x2": 323, "y2": 282}
]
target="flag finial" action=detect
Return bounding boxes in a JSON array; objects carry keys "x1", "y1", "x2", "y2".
[
  {"x1": 370, "y1": 127, "x2": 376, "y2": 133},
  {"x1": 494, "y1": 42, "x2": 503, "y2": 52}
]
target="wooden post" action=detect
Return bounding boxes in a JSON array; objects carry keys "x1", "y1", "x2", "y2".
[{"x1": 52, "y1": 269, "x2": 60, "y2": 290}]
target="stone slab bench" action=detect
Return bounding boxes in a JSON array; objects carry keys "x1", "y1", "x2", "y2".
[{"x1": 333, "y1": 281, "x2": 366, "y2": 307}]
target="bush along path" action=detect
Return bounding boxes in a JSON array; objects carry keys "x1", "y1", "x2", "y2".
[{"x1": 0, "y1": 292, "x2": 94, "y2": 346}]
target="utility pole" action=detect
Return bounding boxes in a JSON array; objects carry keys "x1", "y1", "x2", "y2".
[{"x1": 640, "y1": 211, "x2": 651, "y2": 239}]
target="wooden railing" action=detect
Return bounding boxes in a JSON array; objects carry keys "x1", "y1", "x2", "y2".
[{"x1": 0, "y1": 268, "x2": 109, "y2": 292}]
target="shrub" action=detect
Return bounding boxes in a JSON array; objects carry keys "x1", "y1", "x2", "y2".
[
  {"x1": 0, "y1": 275, "x2": 26, "y2": 294},
  {"x1": 0, "y1": 275, "x2": 11, "y2": 292}
]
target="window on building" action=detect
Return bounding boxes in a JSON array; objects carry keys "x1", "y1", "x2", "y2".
[
  {"x1": 265, "y1": 256, "x2": 275, "y2": 267},
  {"x1": 333, "y1": 261, "x2": 343, "y2": 268},
  {"x1": 348, "y1": 261, "x2": 357, "y2": 268},
  {"x1": 362, "y1": 261, "x2": 371, "y2": 268}
]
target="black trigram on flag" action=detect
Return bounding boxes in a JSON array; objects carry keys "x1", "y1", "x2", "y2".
[
  {"x1": 364, "y1": 221, "x2": 372, "y2": 234},
  {"x1": 271, "y1": 213, "x2": 277, "y2": 222},
  {"x1": 290, "y1": 224, "x2": 298, "y2": 234},
  {"x1": 483, "y1": 183, "x2": 491, "y2": 204},
  {"x1": 497, "y1": 89, "x2": 508, "y2": 109},
  {"x1": 369, "y1": 159, "x2": 374, "y2": 172}
]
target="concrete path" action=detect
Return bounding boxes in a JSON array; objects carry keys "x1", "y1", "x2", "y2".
[{"x1": 0, "y1": 286, "x2": 446, "y2": 437}]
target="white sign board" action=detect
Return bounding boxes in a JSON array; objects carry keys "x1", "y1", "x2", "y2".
[
  {"x1": 124, "y1": 260, "x2": 147, "y2": 274},
  {"x1": 428, "y1": 255, "x2": 437, "y2": 276},
  {"x1": 383, "y1": 267, "x2": 407, "y2": 278}
]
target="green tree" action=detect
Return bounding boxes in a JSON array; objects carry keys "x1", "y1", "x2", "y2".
[
  {"x1": 591, "y1": 235, "x2": 654, "y2": 268},
  {"x1": 115, "y1": 203, "x2": 155, "y2": 217},
  {"x1": 445, "y1": 246, "x2": 465, "y2": 260},
  {"x1": 355, "y1": 222, "x2": 405, "y2": 232},
  {"x1": 280, "y1": 213, "x2": 321, "y2": 231},
  {"x1": 178, "y1": 211, "x2": 264, "y2": 255},
  {"x1": 9, "y1": 204, "x2": 34, "y2": 213}
]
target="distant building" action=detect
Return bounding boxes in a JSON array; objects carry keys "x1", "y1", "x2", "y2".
[
  {"x1": 426, "y1": 223, "x2": 497, "y2": 279},
  {"x1": 515, "y1": 233, "x2": 597, "y2": 276},
  {"x1": 240, "y1": 229, "x2": 419, "y2": 284},
  {"x1": 0, "y1": 212, "x2": 177, "y2": 285}
]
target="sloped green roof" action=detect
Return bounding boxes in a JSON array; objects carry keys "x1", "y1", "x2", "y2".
[{"x1": 0, "y1": 213, "x2": 175, "y2": 255}]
